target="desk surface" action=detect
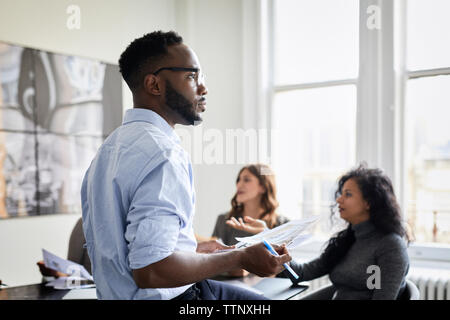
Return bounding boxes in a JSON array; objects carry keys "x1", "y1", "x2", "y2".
[
  {"x1": 0, "y1": 276, "x2": 308, "y2": 300},
  {"x1": 0, "y1": 283, "x2": 69, "y2": 300},
  {"x1": 213, "y1": 274, "x2": 308, "y2": 300}
]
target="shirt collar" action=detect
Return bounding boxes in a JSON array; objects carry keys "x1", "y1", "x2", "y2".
[{"x1": 122, "y1": 108, "x2": 181, "y2": 144}]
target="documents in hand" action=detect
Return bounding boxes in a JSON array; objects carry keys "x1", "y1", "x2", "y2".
[
  {"x1": 42, "y1": 249, "x2": 95, "y2": 290},
  {"x1": 235, "y1": 215, "x2": 319, "y2": 250}
]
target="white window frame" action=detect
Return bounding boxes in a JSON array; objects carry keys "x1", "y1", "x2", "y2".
[{"x1": 242, "y1": 0, "x2": 450, "y2": 265}]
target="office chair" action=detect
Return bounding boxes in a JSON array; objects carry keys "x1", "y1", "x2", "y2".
[
  {"x1": 299, "y1": 279, "x2": 420, "y2": 300},
  {"x1": 397, "y1": 279, "x2": 420, "y2": 300}
]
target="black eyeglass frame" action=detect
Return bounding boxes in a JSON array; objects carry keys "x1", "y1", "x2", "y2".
[{"x1": 152, "y1": 67, "x2": 199, "y2": 75}]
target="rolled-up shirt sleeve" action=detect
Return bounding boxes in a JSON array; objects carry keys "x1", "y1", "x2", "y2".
[{"x1": 125, "y1": 152, "x2": 193, "y2": 270}]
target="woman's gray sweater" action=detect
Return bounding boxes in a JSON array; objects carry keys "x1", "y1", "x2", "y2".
[{"x1": 290, "y1": 220, "x2": 409, "y2": 300}]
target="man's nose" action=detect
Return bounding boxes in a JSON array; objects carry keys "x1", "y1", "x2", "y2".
[{"x1": 198, "y1": 82, "x2": 208, "y2": 96}]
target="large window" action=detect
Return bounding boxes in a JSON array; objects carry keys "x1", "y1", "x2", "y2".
[
  {"x1": 404, "y1": 0, "x2": 450, "y2": 244},
  {"x1": 271, "y1": 0, "x2": 359, "y2": 238},
  {"x1": 269, "y1": 0, "x2": 450, "y2": 246},
  {"x1": 274, "y1": 0, "x2": 359, "y2": 85}
]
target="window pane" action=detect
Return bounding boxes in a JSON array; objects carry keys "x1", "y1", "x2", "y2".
[
  {"x1": 407, "y1": 0, "x2": 450, "y2": 70},
  {"x1": 274, "y1": 0, "x2": 359, "y2": 85},
  {"x1": 272, "y1": 85, "x2": 356, "y2": 236},
  {"x1": 405, "y1": 76, "x2": 450, "y2": 244}
]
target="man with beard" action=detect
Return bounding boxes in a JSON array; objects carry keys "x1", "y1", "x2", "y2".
[{"x1": 81, "y1": 31, "x2": 291, "y2": 300}]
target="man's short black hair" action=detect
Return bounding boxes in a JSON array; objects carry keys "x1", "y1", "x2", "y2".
[{"x1": 118, "y1": 30, "x2": 183, "y2": 90}]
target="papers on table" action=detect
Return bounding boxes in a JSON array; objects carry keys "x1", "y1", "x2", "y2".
[
  {"x1": 42, "y1": 249, "x2": 95, "y2": 290},
  {"x1": 235, "y1": 215, "x2": 319, "y2": 250},
  {"x1": 46, "y1": 276, "x2": 96, "y2": 290}
]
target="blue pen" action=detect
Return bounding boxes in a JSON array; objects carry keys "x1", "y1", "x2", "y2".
[{"x1": 262, "y1": 240, "x2": 299, "y2": 281}]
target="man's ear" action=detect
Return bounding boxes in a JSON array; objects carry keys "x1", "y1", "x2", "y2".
[{"x1": 143, "y1": 74, "x2": 162, "y2": 96}]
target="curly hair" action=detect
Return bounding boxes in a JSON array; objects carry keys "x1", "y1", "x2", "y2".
[
  {"x1": 118, "y1": 30, "x2": 183, "y2": 90},
  {"x1": 227, "y1": 164, "x2": 280, "y2": 229},
  {"x1": 321, "y1": 163, "x2": 412, "y2": 270}
]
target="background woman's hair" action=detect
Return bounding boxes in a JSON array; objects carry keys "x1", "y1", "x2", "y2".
[
  {"x1": 227, "y1": 164, "x2": 279, "y2": 228},
  {"x1": 321, "y1": 163, "x2": 412, "y2": 270}
]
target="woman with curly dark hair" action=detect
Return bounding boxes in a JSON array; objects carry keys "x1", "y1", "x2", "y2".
[{"x1": 281, "y1": 164, "x2": 411, "y2": 299}]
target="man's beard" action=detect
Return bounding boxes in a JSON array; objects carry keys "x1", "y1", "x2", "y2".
[{"x1": 165, "y1": 80, "x2": 202, "y2": 125}]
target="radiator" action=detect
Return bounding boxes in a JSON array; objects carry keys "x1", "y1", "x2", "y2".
[
  {"x1": 408, "y1": 275, "x2": 450, "y2": 300},
  {"x1": 293, "y1": 275, "x2": 450, "y2": 300}
]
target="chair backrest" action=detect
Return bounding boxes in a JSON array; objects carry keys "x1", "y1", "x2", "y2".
[
  {"x1": 398, "y1": 279, "x2": 420, "y2": 300},
  {"x1": 406, "y1": 279, "x2": 420, "y2": 300}
]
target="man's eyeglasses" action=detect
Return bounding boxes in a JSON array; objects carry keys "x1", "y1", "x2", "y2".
[{"x1": 152, "y1": 67, "x2": 206, "y2": 86}]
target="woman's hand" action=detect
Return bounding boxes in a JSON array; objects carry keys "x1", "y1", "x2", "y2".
[
  {"x1": 36, "y1": 260, "x2": 68, "y2": 278},
  {"x1": 196, "y1": 240, "x2": 235, "y2": 253},
  {"x1": 226, "y1": 216, "x2": 267, "y2": 234}
]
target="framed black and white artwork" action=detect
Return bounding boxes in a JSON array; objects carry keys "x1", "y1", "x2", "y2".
[{"x1": 0, "y1": 42, "x2": 122, "y2": 218}]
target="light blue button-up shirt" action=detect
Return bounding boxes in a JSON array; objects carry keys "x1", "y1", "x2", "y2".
[{"x1": 81, "y1": 108, "x2": 197, "y2": 299}]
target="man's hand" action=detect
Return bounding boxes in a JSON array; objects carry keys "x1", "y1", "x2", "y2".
[
  {"x1": 226, "y1": 216, "x2": 267, "y2": 234},
  {"x1": 196, "y1": 240, "x2": 235, "y2": 253},
  {"x1": 225, "y1": 268, "x2": 250, "y2": 278},
  {"x1": 132, "y1": 242, "x2": 290, "y2": 289},
  {"x1": 240, "y1": 242, "x2": 291, "y2": 277}
]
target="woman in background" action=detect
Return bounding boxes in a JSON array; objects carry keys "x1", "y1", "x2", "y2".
[
  {"x1": 281, "y1": 164, "x2": 411, "y2": 299},
  {"x1": 211, "y1": 164, "x2": 289, "y2": 276},
  {"x1": 212, "y1": 164, "x2": 288, "y2": 245},
  {"x1": 212, "y1": 164, "x2": 289, "y2": 245}
]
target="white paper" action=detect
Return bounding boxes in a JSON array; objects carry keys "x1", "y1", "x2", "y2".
[
  {"x1": 285, "y1": 233, "x2": 313, "y2": 250},
  {"x1": 42, "y1": 249, "x2": 93, "y2": 281},
  {"x1": 235, "y1": 215, "x2": 319, "y2": 249},
  {"x1": 45, "y1": 276, "x2": 96, "y2": 290}
]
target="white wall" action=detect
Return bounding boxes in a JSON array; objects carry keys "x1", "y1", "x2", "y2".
[
  {"x1": 174, "y1": 0, "x2": 246, "y2": 237},
  {"x1": 0, "y1": 0, "x2": 177, "y2": 286},
  {"x1": 0, "y1": 214, "x2": 81, "y2": 287},
  {"x1": 0, "y1": 0, "x2": 176, "y2": 65}
]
